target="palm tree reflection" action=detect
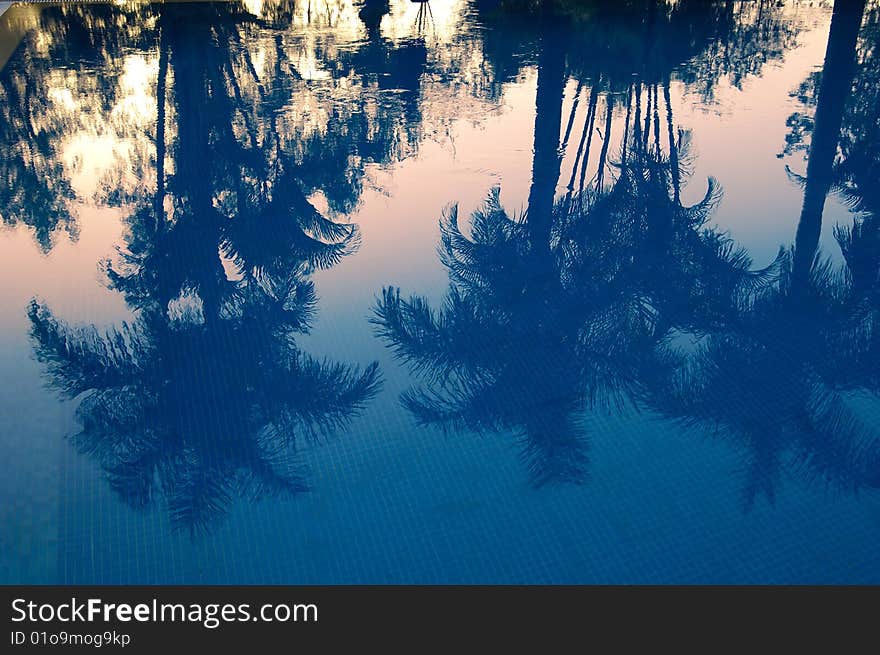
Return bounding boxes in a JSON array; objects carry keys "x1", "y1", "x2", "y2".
[
  {"x1": 11, "y1": 0, "x2": 879, "y2": 515},
  {"x1": 375, "y1": 0, "x2": 880, "y2": 501},
  {"x1": 25, "y1": 2, "x2": 391, "y2": 533},
  {"x1": 29, "y1": 297, "x2": 379, "y2": 533},
  {"x1": 373, "y1": 147, "x2": 766, "y2": 487},
  {"x1": 652, "y1": 0, "x2": 880, "y2": 507},
  {"x1": 373, "y1": 0, "x2": 767, "y2": 484},
  {"x1": 650, "y1": 253, "x2": 880, "y2": 509}
]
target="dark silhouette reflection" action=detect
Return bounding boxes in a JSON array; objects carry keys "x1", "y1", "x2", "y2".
[
  {"x1": 785, "y1": 0, "x2": 879, "y2": 294},
  {"x1": 350, "y1": 5, "x2": 428, "y2": 128},
  {"x1": 374, "y1": 0, "x2": 879, "y2": 501},
  {"x1": 650, "y1": 200, "x2": 880, "y2": 506},
  {"x1": 0, "y1": 0, "x2": 810, "y2": 253},
  {"x1": 0, "y1": 0, "x2": 429, "y2": 252},
  {"x1": 0, "y1": 2, "x2": 179, "y2": 250},
  {"x1": 5, "y1": 0, "x2": 876, "y2": 522},
  {"x1": 650, "y1": 0, "x2": 880, "y2": 508},
  {"x1": 474, "y1": 0, "x2": 808, "y2": 205},
  {"x1": 29, "y1": 299, "x2": 380, "y2": 533},
  {"x1": 359, "y1": 0, "x2": 390, "y2": 38},
  {"x1": 476, "y1": 0, "x2": 804, "y2": 105},
  {"x1": 789, "y1": 0, "x2": 880, "y2": 382},
  {"x1": 649, "y1": 281, "x2": 880, "y2": 509},
  {"x1": 373, "y1": 159, "x2": 764, "y2": 487},
  {"x1": 23, "y1": 2, "x2": 415, "y2": 533},
  {"x1": 791, "y1": 0, "x2": 868, "y2": 289},
  {"x1": 373, "y1": 4, "x2": 771, "y2": 486}
]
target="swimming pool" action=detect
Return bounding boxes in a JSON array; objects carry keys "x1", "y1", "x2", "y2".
[{"x1": 1, "y1": 0, "x2": 878, "y2": 583}]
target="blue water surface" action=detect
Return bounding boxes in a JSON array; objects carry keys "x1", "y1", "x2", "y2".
[{"x1": 0, "y1": 0, "x2": 878, "y2": 583}]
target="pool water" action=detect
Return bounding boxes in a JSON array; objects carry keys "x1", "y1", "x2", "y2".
[{"x1": 1, "y1": 0, "x2": 878, "y2": 583}]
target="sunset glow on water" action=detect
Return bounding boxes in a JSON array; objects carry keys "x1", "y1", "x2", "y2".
[{"x1": 1, "y1": 0, "x2": 878, "y2": 583}]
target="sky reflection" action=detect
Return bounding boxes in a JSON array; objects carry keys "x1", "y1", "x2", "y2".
[{"x1": 0, "y1": 0, "x2": 878, "y2": 583}]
